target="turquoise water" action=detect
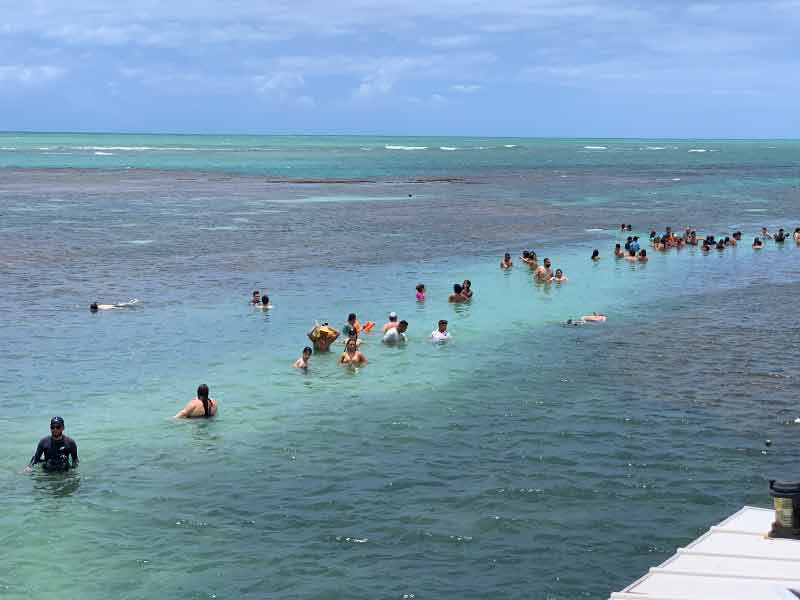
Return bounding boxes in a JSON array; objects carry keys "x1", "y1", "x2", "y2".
[{"x1": 2, "y1": 134, "x2": 800, "y2": 599}]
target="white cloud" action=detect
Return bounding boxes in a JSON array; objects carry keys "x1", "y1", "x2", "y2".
[
  {"x1": 0, "y1": 65, "x2": 66, "y2": 84},
  {"x1": 450, "y1": 84, "x2": 481, "y2": 93},
  {"x1": 425, "y1": 34, "x2": 480, "y2": 48}
]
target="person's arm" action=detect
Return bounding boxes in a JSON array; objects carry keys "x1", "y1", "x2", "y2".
[
  {"x1": 25, "y1": 440, "x2": 45, "y2": 471},
  {"x1": 174, "y1": 400, "x2": 195, "y2": 418},
  {"x1": 69, "y1": 439, "x2": 79, "y2": 466}
]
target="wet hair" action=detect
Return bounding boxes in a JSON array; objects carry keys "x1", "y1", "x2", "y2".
[
  {"x1": 197, "y1": 384, "x2": 210, "y2": 399},
  {"x1": 90, "y1": 303, "x2": 99, "y2": 311},
  {"x1": 555, "y1": 269, "x2": 563, "y2": 276},
  {"x1": 261, "y1": 295, "x2": 269, "y2": 304},
  {"x1": 303, "y1": 346, "x2": 312, "y2": 354},
  {"x1": 629, "y1": 249, "x2": 636, "y2": 256},
  {"x1": 639, "y1": 249, "x2": 647, "y2": 257},
  {"x1": 615, "y1": 243, "x2": 621, "y2": 249},
  {"x1": 398, "y1": 320, "x2": 408, "y2": 328},
  {"x1": 345, "y1": 338, "x2": 358, "y2": 350},
  {"x1": 453, "y1": 283, "x2": 463, "y2": 294},
  {"x1": 522, "y1": 250, "x2": 530, "y2": 258},
  {"x1": 649, "y1": 231, "x2": 656, "y2": 239},
  {"x1": 626, "y1": 224, "x2": 632, "y2": 231},
  {"x1": 438, "y1": 319, "x2": 448, "y2": 326},
  {"x1": 463, "y1": 279, "x2": 471, "y2": 288},
  {"x1": 416, "y1": 283, "x2": 425, "y2": 292},
  {"x1": 504, "y1": 253, "x2": 511, "y2": 260},
  {"x1": 592, "y1": 249, "x2": 599, "y2": 258},
  {"x1": 347, "y1": 312, "x2": 357, "y2": 322}
]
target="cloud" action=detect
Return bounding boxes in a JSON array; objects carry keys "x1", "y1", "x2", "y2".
[
  {"x1": 0, "y1": 65, "x2": 66, "y2": 84},
  {"x1": 425, "y1": 34, "x2": 481, "y2": 48},
  {"x1": 450, "y1": 84, "x2": 481, "y2": 93}
]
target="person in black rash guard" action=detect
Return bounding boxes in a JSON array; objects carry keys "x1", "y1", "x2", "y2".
[{"x1": 26, "y1": 416, "x2": 78, "y2": 472}]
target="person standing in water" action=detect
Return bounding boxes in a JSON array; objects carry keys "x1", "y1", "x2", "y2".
[
  {"x1": 25, "y1": 416, "x2": 78, "y2": 472},
  {"x1": 293, "y1": 347, "x2": 313, "y2": 369},
  {"x1": 339, "y1": 338, "x2": 367, "y2": 365},
  {"x1": 500, "y1": 253, "x2": 513, "y2": 269},
  {"x1": 534, "y1": 258, "x2": 553, "y2": 281},
  {"x1": 174, "y1": 384, "x2": 217, "y2": 418}
]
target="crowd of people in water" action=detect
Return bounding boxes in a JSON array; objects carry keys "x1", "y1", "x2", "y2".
[{"x1": 24, "y1": 223, "x2": 798, "y2": 471}]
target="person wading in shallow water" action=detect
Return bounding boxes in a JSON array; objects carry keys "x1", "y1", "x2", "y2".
[
  {"x1": 174, "y1": 384, "x2": 217, "y2": 419},
  {"x1": 25, "y1": 416, "x2": 78, "y2": 472}
]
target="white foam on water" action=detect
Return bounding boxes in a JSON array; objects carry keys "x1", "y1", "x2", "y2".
[
  {"x1": 688, "y1": 148, "x2": 707, "y2": 152},
  {"x1": 583, "y1": 146, "x2": 607, "y2": 150},
  {"x1": 645, "y1": 146, "x2": 666, "y2": 150},
  {"x1": 585, "y1": 228, "x2": 604, "y2": 232},
  {"x1": 504, "y1": 144, "x2": 518, "y2": 148},
  {"x1": 745, "y1": 208, "x2": 767, "y2": 212},
  {"x1": 672, "y1": 178, "x2": 681, "y2": 181},
  {"x1": 123, "y1": 239, "x2": 154, "y2": 245},
  {"x1": 94, "y1": 151, "x2": 115, "y2": 155},
  {"x1": 439, "y1": 146, "x2": 459, "y2": 151},
  {"x1": 385, "y1": 145, "x2": 428, "y2": 151},
  {"x1": 0, "y1": 147, "x2": 17, "y2": 151}
]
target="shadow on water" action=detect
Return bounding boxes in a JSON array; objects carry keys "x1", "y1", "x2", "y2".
[{"x1": 30, "y1": 469, "x2": 81, "y2": 498}]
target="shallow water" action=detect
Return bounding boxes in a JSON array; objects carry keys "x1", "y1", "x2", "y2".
[{"x1": 2, "y1": 135, "x2": 800, "y2": 599}]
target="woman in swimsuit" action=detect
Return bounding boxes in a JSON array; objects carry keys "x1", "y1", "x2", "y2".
[
  {"x1": 339, "y1": 339, "x2": 367, "y2": 365},
  {"x1": 174, "y1": 384, "x2": 217, "y2": 418}
]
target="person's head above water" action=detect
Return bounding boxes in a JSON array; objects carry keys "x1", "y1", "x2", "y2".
[
  {"x1": 639, "y1": 249, "x2": 647, "y2": 257},
  {"x1": 50, "y1": 416, "x2": 64, "y2": 438},
  {"x1": 592, "y1": 249, "x2": 599, "y2": 258},
  {"x1": 197, "y1": 384, "x2": 210, "y2": 400},
  {"x1": 90, "y1": 303, "x2": 99, "y2": 312},
  {"x1": 543, "y1": 258, "x2": 551, "y2": 268},
  {"x1": 463, "y1": 279, "x2": 471, "y2": 289},
  {"x1": 398, "y1": 320, "x2": 409, "y2": 333},
  {"x1": 345, "y1": 338, "x2": 358, "y2": 352},
  {"x1": 555, "y1": 269, "x2": 564, "y2": 277},
  {"x1": 347, "y1": 312, "x2": 357, "y2": 324},
  {"x1": 504, "y1": 252, "x2": 511, "y2": 260},
  {"x1": 522, "y1": 250, "x2": 530, "y2": 258},
  {"x1": 453, "y1": 283, "x2": 463, "y2": 294},
  {"x1": 303, "y1": 346, "x2": 312, "y2": 358},
  {"x1": 388, "y1": 311, "x2": 398, "y2": 322},
  {"x1": 261, "y1": 295, "x2": 269, "y2": 305}
]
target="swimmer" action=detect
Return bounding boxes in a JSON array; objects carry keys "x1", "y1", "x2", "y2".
[
  {"x1": 638, "y1": 249, "x2": 648, "y2": 262},
  {"x1": 794, "y1": 228, "x2": 800, "y2": 243},
  {"x1": 339, "y1": 338, "x2": 367, "y2": 365},
  {"x1": 24, "y1": 416, "x2": 78, "y2": 472},
  {"x1": 551, "y1": 269, "x2": 568, "y2": 282},
  {"x1": 626, "y1": 224, "x2": 632, "y2": 232},
  {"x1": 344, "y1": 327, "x2": 364, "y2": 347},
  {"x1": 500, "y1": 253, "x2": 513, "y2": 269},
  {"x1": 614, "y1": 243, "x2": 624, "y2": 258},
  {"x1": 90, "y1": 299, "x2": 141, "y2": 311},
  {"x1": 382, "y1": 320, "x2": 408, "y2": 344},
  {"x1": 563, "y1": 318, "x2": 586, "y2": 326},
  {"x1": 752, "y1": 237, "x2": 764, "y2": 249},
  {"x1": 342, "y1": 313, "x2": 361, "y2": 337},
  {"x1": 775, "y1": 228, "x2": 787, "y2": 243},
  {"x1": 257, "y1": 294, "x2": 272, "y2": 309},
  {"x1": 174, "y1": 384, "x2": 217, "y2": 419},
  {"x1": 701, "y1": 242, "x2": 711, "y2": 252},
  {"x1": 461, "y1": 279, "x2": 473, "y2": 299},
  {"x1": 591, "y1": 249, "x2": 600, "y2": 261},
  {"x1": 416, "y1": 283, "x2": 426, "y2": 301},
  {"x1": 581, "y1": 312, "x2": 607, "y2": 322},
  {"x1": 534, "y1": 258, "x2": 552, "y2": 281},
  {"x1": 381, "y1": 312, "x2": 399, "y2": 333},
  {"x1": 624, "y1": 249, "x2": 638, "y2": 261},
  {"x1": 715, "y1": 240, "x2": 725, "y2": 250},
  {"x1": 733, "y1": 231, "x2": 742, "y2": 241},
  {"x1": 293, "y1": 346, "x2": 313, "y2": 369},
  {"x1": 430, "y1": 319, "x2": 451, "y2": 342},
  {"x1": 307, "y1": 322, "x2": 340, "y2": 352},
  {"x1": 630, "y1": 236, "x2": 640, "y2": 252},
  {"x1": 761, "y1": 227, "x2": 773, "y2": 240},
  {"x1": 250, "y1": 290, "x2": 261, "y2": 305},
  {"x1": 448, "y1": 284, "x2": 467, "y2": 303}
]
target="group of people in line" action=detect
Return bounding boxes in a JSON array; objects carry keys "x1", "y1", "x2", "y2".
[{"x1": 33, "y1": 222, "x2": 794, "y2": 473}]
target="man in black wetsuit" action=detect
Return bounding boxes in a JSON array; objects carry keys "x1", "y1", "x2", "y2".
[{"x1": 26, "y1": 416, "x2": 79, "y2": 472}]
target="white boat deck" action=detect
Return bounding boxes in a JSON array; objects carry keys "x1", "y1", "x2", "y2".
[{"x1": 610, "y1": 506, "x2": 800, "y2": 600}]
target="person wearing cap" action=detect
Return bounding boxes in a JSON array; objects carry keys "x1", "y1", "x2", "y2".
[
  {"x1": 381, "y1": 312, "x2": 399, "y2": 333},
  {"x1": 25, "y1": 417, "x2": 78, "y2": 472},
  {"x1": 174, "y1": 384, "x2": 217, "y2": 419},
  {"x1": 430, "y1": 319, "x2": 451, "y2": 342},
  {"x1": 382, "y1": 320, "x2": 408, "y2": 344}
]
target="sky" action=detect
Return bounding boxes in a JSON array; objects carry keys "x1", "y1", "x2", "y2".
[{"x1": 0, "y1": 0, "x2": 798, "y2": 137}]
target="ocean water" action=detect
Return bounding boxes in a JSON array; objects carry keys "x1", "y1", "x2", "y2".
[{"x1": 2, "y1": 134, "x2": 800, "y2": 599}]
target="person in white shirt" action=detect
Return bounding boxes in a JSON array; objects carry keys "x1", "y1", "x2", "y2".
[
  {"x1": 430, "y1": 319, "x2": 451, "y2": 342},
  {"x1": 382, "y1": 320, "x2": 408, "y2": 344}
]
